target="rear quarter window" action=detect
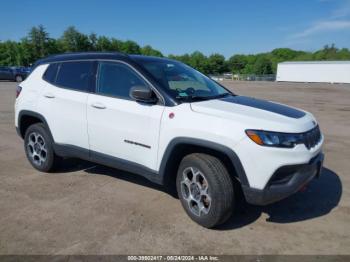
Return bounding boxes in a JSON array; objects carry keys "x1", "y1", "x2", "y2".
[{"x1": 43, "y1": 63, "x2": 59, "y2": 83}]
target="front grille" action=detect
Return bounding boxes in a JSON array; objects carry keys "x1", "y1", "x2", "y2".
[{"x1": 301, "y1": 126, "x2": 322, "y2": 149}]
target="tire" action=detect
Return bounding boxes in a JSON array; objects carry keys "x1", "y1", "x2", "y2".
[
  {"x1": 176, "y1": 153, "x2": 235, "y2": 228},
  {"x1": 15, "y1": 75, "x2": 23, "y2": 82},
  {"x1": 24, "y1": 123, "x2": 60, "y2": 172}
]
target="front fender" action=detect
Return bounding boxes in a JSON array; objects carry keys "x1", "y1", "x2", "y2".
[{"x1": 158, "y1": 137, "x2": 249, "y2": 186}]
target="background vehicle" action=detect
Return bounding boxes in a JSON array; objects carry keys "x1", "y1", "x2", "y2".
[
  {"x1": 15, "y1": 52, "x2": 324, "y2": 228},
  {"x1": 12, "y1": 66, "x2": 31, "y2": 75},
  {"x1": 0, "y1": 66, "x2": 29, "y2": 82}
]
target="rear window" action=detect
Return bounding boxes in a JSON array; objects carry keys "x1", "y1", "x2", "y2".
[{"x1": 55, "y1": 61, "x2": 93, "y2": 92}]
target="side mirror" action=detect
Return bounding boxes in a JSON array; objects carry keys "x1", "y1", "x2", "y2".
[{"x1": 130, "y1": 85, "x2": 157, "y2": 103}]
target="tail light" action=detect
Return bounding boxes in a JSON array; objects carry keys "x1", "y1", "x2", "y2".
[{"x1": 16, "y1": 85, "x2": 22, "y2": 98}]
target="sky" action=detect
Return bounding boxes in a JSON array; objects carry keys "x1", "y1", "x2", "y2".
[{"x1": 0, "y1": 0, "x2": 349, "y2": 57}]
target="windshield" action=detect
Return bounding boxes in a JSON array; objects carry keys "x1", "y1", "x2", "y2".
[{"x1": 136, "y1": 59, "x2": 232, "y2": 101}]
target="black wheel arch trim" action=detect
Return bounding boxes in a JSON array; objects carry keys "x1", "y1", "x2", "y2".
[
  {"x1": 17, "y1": 110, "x2": 54, "y2": 142},
  {"x1": 159, "y1": 137, "x2": 250, "y2": 186}
]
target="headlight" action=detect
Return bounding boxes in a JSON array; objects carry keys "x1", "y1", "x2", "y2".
[{"x1": 245, "y1": 130, "x2": 303, "y2": 148}]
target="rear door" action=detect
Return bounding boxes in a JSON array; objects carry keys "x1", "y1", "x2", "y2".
[
  {"x1": 37, "y1": 61, "x2": 94, "y2": 151},
  {"x1": 87, "y1": 61, "x2": 165, "y2": 171}
]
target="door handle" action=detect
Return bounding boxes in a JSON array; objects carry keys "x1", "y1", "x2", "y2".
[
  {"x1": 91, "y1": 102, "x2": 106, "y2": 109},
  {"x1": 44, "y1": 93, "x2": 55, "y2": 98}
]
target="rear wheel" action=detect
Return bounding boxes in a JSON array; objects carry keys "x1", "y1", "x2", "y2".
[
  {"x1": 176, "y1": 153, "x2": 235, "y2": 228},
  {"x1": 24, "y1": 123, "x2": 60, "y2": 172},
  {"x1": 15, "y1": 75, "x2": 23, "y2": 82}
]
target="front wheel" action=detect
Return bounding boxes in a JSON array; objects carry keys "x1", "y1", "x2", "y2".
[{"x1": 176, "y1": 153, "x2": 235, "y2": 228}]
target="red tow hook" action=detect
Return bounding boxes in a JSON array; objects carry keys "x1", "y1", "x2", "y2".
[{"x1": 299, "y1": 185, "x2": 308, "y2": 192}]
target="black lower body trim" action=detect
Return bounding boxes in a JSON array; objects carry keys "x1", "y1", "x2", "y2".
[
  {"x1": 242, "y1": 153, "x2": 324, "y2": 205},
  {"x1": 53, "y1": 143, "x2": 162, "y2": 185},
  {"x1": 90, "y1": 150, "x2": 162, "y2": 184},
  {"x1": 54, "y1": 144, "x2": 89, "y2": 159}
]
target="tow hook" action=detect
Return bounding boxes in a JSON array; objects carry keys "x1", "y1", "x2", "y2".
[{"x1": 299, "y1": 185, "x2": 308, "y2": 192}]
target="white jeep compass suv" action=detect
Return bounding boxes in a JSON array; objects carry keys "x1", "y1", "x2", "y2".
[{"x1": 15, "y1": 52, "x2": 324, "y2": 228}]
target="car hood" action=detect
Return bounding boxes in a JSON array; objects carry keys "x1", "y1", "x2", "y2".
[{"x1": 190, "y1": 95, "x2": 317, "y2": 133}]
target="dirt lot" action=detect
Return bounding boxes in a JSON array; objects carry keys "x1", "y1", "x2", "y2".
[{"x1": 0, "y1": 80, "x2": 349, "y2": 255}]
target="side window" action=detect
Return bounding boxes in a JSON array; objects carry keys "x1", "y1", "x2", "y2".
[
  {"x1": 43, "y1": 63, "x2": 59, "y2": 84},
  {"x1": 55, "y1": 61, "x2": 93, "y2": 92},
  {"x1": 97, "y1": 62, "x2": 147, "y2": 99}
]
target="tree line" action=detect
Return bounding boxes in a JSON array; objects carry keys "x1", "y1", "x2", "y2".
[{"x1": 1, "y1": 25, "x2": 350, "y2": 75}]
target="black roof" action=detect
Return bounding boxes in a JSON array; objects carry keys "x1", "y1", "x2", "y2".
[
  {"x1": 34, "y1": 52, "x2": 176, "y2": 66},
  {"x1": 129, "y1": 54, "x2": 177, "y2": 63},
  {"x1": 35, "y1": 52, "x2": 128, "y2": 65}
]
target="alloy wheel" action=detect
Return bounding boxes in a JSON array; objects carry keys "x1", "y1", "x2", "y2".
[
  {"x1": 26, "y1": 132, "x2": 47, "y2": 166},
  {"x1": 180, "y1": 167, "x2": 212, "y2": 216}
]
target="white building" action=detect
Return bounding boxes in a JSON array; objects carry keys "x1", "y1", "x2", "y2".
[{"x1": 276, "y1": 61, "x2": 350, "y2": 84}]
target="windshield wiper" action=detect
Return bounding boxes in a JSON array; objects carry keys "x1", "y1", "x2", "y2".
[
  {"x1": 176, "y1": 93, "x2": 231, "y2": 102},
  {"x1": 206, "y1": 93, "x2": 231, "y2": 99},
  {"x1": 175, "y1": 95, "x2": 209, "y2": 101}
]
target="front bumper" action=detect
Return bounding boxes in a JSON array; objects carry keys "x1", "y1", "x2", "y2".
[{"x1": 242, "y1": 153, "x2": 324, "y2": 205}]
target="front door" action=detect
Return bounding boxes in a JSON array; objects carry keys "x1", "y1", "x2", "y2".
[{"x1": 87, "y1": 61, "x2": 165, "y2": 171}]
